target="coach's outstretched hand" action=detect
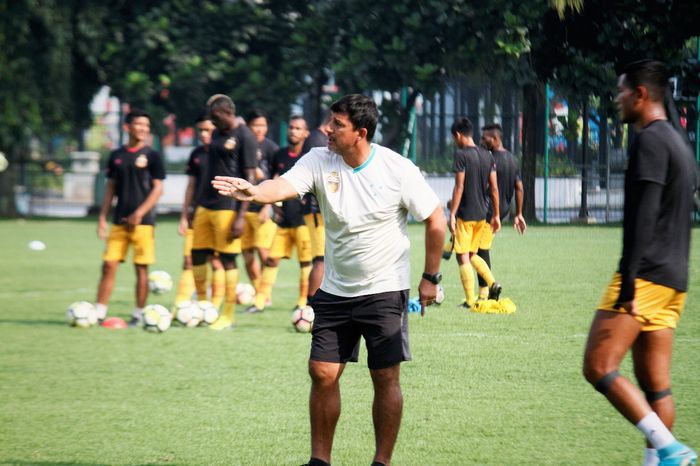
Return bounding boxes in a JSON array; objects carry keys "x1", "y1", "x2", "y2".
[{"x1": 212, "y1": 176, "x2": 256, "y2": 201}]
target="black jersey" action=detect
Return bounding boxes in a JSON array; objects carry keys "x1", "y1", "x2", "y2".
[
  {"x1": 453, "y1": 146, "x2": 496, "y2": 221},
  {"x1": 198, "y1": 124, "x2": 258, "y2": 210},
  {"x1": 271, "y1": 147, "x2": 305, "y2": 228},
  {"x1": 618, "y1": 120, "x2": 696, "y2": 298},
  {"x1": 301, "y1": 129, "x2": 328, "y2": 215},
  {"x1": 486, "y1": 149, "x2": 520, "y2": 221},
  {"x1": 105, "y1": 145, "x2": 166, "y2": 226},
  {"x1": 249, "y1": 137, "x2": 279, "y2": 213},
  {"x1": 185, "y1": 145, "x2": 208, "y2": 209}
]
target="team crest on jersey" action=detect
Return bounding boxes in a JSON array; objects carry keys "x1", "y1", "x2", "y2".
[
  {"x1": 256, "y1": 148, "x2": 262, "y2": 161},
  {"x1": 135, "y1": 154, "x2": 148, "y2": 168},
  {"x1": 224, "y1": 137, "x2": 237, "y2": 151},
  {"x1": 326, "y1": 171, "x2": 340, "y2": 193}
]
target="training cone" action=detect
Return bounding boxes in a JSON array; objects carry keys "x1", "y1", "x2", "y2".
[{"x1": 101, "y1": 317, "x2": 127, "y2": 329}]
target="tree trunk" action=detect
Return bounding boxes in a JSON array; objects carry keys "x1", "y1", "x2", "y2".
[
  {"x1": 439, "y1": 83, "x2": 446, "y2": 157},
  {"x1": 579, "y1": 100, "x2": 590, "y2": 218},
  {"x1": 521, "y1": 82, "x2": 545, "y2": 222},
  {"x1": 502, "y1": 89, "x2": 514, "y2": 151}
]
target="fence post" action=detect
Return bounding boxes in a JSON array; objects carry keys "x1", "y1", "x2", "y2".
[{"x1": 544, "y1": 83, "x2": 550, "y2": 224}]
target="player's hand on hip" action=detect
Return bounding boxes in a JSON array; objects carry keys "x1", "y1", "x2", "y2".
[
  {"x1": 617, "y1": 299, "x2": 639, "y2": 316},
  {"x1": 490, "y1": 216, "x2": 501, "y2": 234},
  {"x1": 514, "y1": 215, "x2": 527, "y2": 235},
  {"x1": 212, "y1": 176, "x2": 256, "y2": 201},
  {"x1": 229, "y1": 214, "x2": 245, "y2": 240},
  {"x1": 418, "y1": 279, "x2": 438, "y2": 317},
  {"x1": 448, "y1": 214, "x2": 456, "y2": 235}
]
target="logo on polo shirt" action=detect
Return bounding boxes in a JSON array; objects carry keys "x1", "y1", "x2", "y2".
[
  {"x1": 326, "y1": 171, "x2": 340, "y2": 193},
  {"x1": 256, "y1": 148, "x2": 262, "y2": 161},
  {"x1": 224, "y1": 137, "x2": 237, "y2": 151},
  {"x1": 135, "y1": 154, "x2": 148, "y2": 168}
]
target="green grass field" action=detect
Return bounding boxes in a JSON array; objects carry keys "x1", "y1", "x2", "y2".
[{"x1": 0, "y1": 218, "x2": 698, "y2": 466}]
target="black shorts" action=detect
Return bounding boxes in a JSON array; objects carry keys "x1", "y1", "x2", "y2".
[{"x1": 309, "y1": 289, "x2": 411, "y2": 370}]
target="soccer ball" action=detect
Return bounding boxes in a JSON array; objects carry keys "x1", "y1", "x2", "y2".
[
  {"x1": 66, "y1": 301, "x2": 98, "y2": 328},
  {"x1": 434, "y1": 284, "x2": 445, "y2": 305},
  {"x1": 142, "y1": 304, "x2": 172, "y2": 333},
  {"x1": 174, "y1": 300, "x2": 203, "y2": 328},
  {"x1": 236, "y1": 283, "x2": 256, "y2": 305},
  {"x1": 197, "y1": 300, "x2": 219, "y2": 326},
  {"x1": 148, "y1": 270, "x2": 173, "y2": 294},
  {"x1": 291, "y1": 305, "x2": 314, "y2": 333}
]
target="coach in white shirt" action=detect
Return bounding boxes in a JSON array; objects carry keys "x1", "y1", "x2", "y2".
[{"x1": 212, "y1": 94, "x2": 445, "y2": 466}]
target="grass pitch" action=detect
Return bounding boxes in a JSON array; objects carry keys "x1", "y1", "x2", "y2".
[{"x1": 0, "y1": 218, "x2": 698, "y2": 466}]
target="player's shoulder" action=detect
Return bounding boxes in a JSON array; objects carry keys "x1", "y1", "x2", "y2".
[{"x1": 263, "y1": 137, "x2": 279, "y2": 152}]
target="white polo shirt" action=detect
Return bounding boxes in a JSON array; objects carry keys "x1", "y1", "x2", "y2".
[{"x1": 282, "y1": 143, "x2": 440, "y2": 297}]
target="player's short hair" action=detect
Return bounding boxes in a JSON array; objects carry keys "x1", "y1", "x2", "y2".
[
  {"x1": 482, "y1": 123, "x2": 503, "y2": 137},
  {"x1": 195, "y1": 111, "x2": 211, "y2": 124},
  {"x1": 330, "y1": 94, "x2": 378, "y2": 141},
  {"x1": 451, "y1": 116, "x2": 473, "y2": 137},
  {"x1": 246, "y1": 108, "x2": 268, "y2": 123},
  {"x1": 125, "y1": 108, "x2": 150, "y2": 124},
  {"x1": 621, "y1": 60, "x2": 669, "y2": 102},
  {"x1": 207, "y1": 94, "x2": 236, "y2": 114},
  {"x1": 289, "y1": 114, "x2": 307, "y2": 128}
]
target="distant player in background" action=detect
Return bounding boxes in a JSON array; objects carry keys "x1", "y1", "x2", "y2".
[
  {"x1": 247, "y1": 115, "x2": 312, "y2": 313},
  {"x1": 449, "y1": 116, "x2": 501, "y2": 308},
  {"x1": 175, "y1": 115, "x2": 224, "y2": 305},
  {"x1": 475, "y1": 123, "x2": 526, "y2": 299},
  {"x1": 583, "y1": 60, "x2": 697, "y2": 466},
  {"x1": 190, "y1": 95, "x2": 257, "y2": 330},
  {"x1": 301, "y1": 112, "x2": 331, "y2": 302},
  {"x1": 95, "y1": 109, "x2": 165, "y2": 326},
  {"x1": 242, "y1": 109, "x2": 279, "y2": 295}
]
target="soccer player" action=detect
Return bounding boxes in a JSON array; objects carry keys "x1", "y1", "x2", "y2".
[
  {"x1": 95, "y1": 109, "x2": 165, "y2": 326},
  {"x1": 248, "y1": 115, "x2": 312, "y2": 313},
  {"x1": 301, "y1": 113, "x2": 331, "y2": 302},
  {"x1": 175, "y1": 115, "x2": 224, "y2": 306},
  {"x1": 242, "y1": 109, "x2": 279, "y2": 294},
  {"x1": 475, "y1": 123, "x2": 526, "y2": 299},
  {"x1": 583, "y1": 60, "x2": 697, "y2": 466},
  {"x1": 212, "y1": 94, "x2": 445, "y2": 466},
  {"x1": 190, "y1": 94, "x2": 257, "y2": 330},
  {"x1": 448, "y1": 116, "x2": 502, "y2": 308}
]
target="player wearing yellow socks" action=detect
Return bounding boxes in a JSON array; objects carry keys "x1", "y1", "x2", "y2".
[{"x1": 448, "y1": 116, "x2": 501, "y2": 308}]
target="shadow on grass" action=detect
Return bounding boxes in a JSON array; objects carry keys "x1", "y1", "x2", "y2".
[
  {"x1": 0, "y1": 319, "x2": 65, "y2": 326},
  {"x1": 2, "y1": 461, "x2": 189, "y2": 466}
]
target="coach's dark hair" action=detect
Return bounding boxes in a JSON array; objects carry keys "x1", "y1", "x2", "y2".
[
  {"x1": 195, "y1": 111, "x2": 211, "y2": 124},
  {"x1": 482, "y1": 123, "x2": 503, "y2": 136},
  {"x1": 207, "y1": 94, "x2": 236, "y2": 115},
  {"x1": 125, "y1": 108, "x2": 150, "y2": 124},
  {"x1": 621, "y1": 60, "x2": 669, "y2": 102},
  {"x1": 330, "y1": 94, "x2": 378, "y2": 141},
  {"x1": 451, "y1": 116, "x2": 473, "y2": 137},
  {"x1": 246, "y1": 108, "x2": 268, "y2": 123}
]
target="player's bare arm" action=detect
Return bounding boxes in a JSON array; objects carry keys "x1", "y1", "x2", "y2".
[
  {"x1": 449, "y1": 171, "x2": 465, "y2": 235},
  {"x1": 513, "y1": 179, "x2": 526, "y2": 235},
  {"x1": 419, "y1": 205, "x2": 446, "y2": 315},
  {"x1": 213, "y1": 175, "x2": 299, "y2": 204},
  {"x1": 178, "y1": 176, "x2": 196, "y2": 236},
  {"x1": 97, "y1": 180, "x2": 115, "y2": 240},
  {"x1": 123, "y1": 179, "x2": 163, "y2": 229},
  {"x1": 230, "y1": 167, "x2": 257, "y2": 239},
  {"x1": 488, "y1": 171, "x2": 501, "y2": 233}
]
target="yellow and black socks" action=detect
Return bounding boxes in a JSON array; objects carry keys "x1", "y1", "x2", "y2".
[
  {"x1": 470, "y1": 254, "x2": 495, "y2": 288},
  {"x1": 298, "y1": 264, "x2": 311, "y2": 308},
  {"x1": 221, "y1": 269, "x2": 239, "y2": 322},
  {"x1": 211, "y1": 268, "x2": 225, "y2": 308},
  {"x1": 254, "y1": 266, "x2": 279, "y2": 309},
  {"x1": 459, "y1": 263, "x2": 476, "y2": 306},
  {"x1": 175, "y1": 269, "x2": 195, "y2": 304},
  {"x1": 192, "y1": 264, "x2": 209, "y2": 301}
]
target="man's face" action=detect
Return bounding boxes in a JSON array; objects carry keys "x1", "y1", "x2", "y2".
[
  {"x1": 616, "y1": 74, "x2": 639, "y2": 124},
  {"x1": 127, "y1": 116, "x2": 150, "y2": 144},
  {"x1": 287, "y1": 118, "x2": 309, "y2": 146},
  {"x1": 210, "y1": 107, "x2": 232, "y2": 131},
  {"x1": 248, "y1": 117, "x2": 268, "y2": 143},
  {"x1": 327, "y1": 112, "x2": 360, "y2": 153},
  {"x1": 452, "y1": 132, "x2": 465, "y2": 149},
  {"x1": 481, "y1": 130, "x2": 496, "y2": 150},
  {"x1": 196, "y1": 120, "x2": 215, "y2": 146}
]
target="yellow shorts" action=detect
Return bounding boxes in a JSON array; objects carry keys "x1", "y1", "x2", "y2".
[
  {"x1": 479, "y1": 224, "x2": 494, "y2": 250},
  {"x1": 454, "y1": 219, "x2": 488, "y2": 254},
  {"x1": 103, "y1": 224, "x2": 155, "y2": 265},
  {"x1": 598, "y1": 273, "x2": 687, "y2": 331},
  {"x1": 304, "y1": 213, "x2": 325, "y2": 258},
  {"x1": 270, "y1": 225, "x2": 312, "y2": 262},
  {"x1": 241, "y1": 211, "x2": 277, "y2": 250},
  {"x1": 191, "y1": 207, "x2": 241, "y2": 254},
  {"x1": 182, "y1": 228, "x2": 194, "y2": 256}
]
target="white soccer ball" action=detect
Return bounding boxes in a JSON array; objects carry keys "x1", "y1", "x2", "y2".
[
  {"x1": 148, "y1": 270, "x2": 173, "y2": 294},
  {"x1": 291, "y1": 305, "x2": 314, "y2": 333},
  {"x1": 66, "y1": 301, "x2": 98, "y2": 328},
  {"x1": 236, "y1": 283, "x2": 256, "y2": 305},
  {"x1": 434, "y1": 284, "x2": 445, "y2": 305},
  {"x1": 174, "y1": 300, "x2": 203, "y2": 328},
  {"x1": 28, "y1": 240, "x2": 46, "y2": 251},
  {"x1": 197, "y1": 300, "x2": 219, "y2": 326},
  {"x1": 142, "y1": 304, "x2": 172, "y2": 333}
]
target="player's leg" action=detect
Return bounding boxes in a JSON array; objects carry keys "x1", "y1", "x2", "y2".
[
  {"x1": 469, "y1": 221, "x2": 500, "y2": 300},
  {"x1": 454, "y1": 220, "x2": 477, "y2": 307},
  {"x1": 191, "y1": 207, "x2": 215, "y2": 300},
  {"x1": 296, "y1": 225, "x2": 313, "y2": 309},
  {"x1": 209, "y1": 253, "x2": 225, "y2": 308},
  {"x1": 209, "y1": 210, "x2": 240, "y2": 329},
  {"x1": 175, "y1": 228, "x2": 196, "y2": 304},
  {"x1": 131, "y1": 225, "x2": 156, "y2": 325},
  {"x1": 241, "y1": 211, "x2": 260, "y2": 289},
  {"x1": 305, "y1": 213, "x2": 325, "y2": 301},
  {"x1": 476, "y1": 224, "x2": 494, "y2": 299},
  {"x1": 251, "y1": 229, "x2": 287, "y2": 312},
  {"x1": 96, "y1": 225, "x2": 128, "y2": 320},
  {"x1": 254, "y1": 213, "x2": 277, "y2": 305},
  {"x1": 369, "y1": 364, "x2": 402, "y2": 466},
  {"x1": 308, "y1": 360, "x2": 346, "y2": 465}
]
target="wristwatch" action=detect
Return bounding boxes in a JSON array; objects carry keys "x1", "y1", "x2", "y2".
[{"x1": 422, "y1": 272, "x2": 442, "y2": 284}]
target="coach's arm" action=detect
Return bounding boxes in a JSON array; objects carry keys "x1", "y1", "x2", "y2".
[{"x1": 212, "y1": 176, "x2": 299, "y2": 204}]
